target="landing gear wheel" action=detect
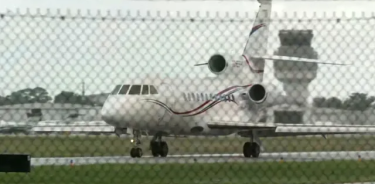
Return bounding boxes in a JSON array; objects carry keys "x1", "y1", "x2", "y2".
[
  {"x1": 243, "y1": 142, "x2": 251, "y2": 158},
  {"x1": 250, "y1": 142, "x2": 260, "y2": 158},
  {"x1": 159, "y1": 141, "x2": 169, "y2": 157},
  {"x1": 150, "y1": 141, "x2": 169, "y2": 157},
  {"x1": 243, "y1": 142, "x2": 260, "y2": 158},
  {"x1": 151, "y1": 142, "x2": 160, "y2": 157},
  {"x1": 130, "y1": 147, "x2": 143, "y2": 158},
  {"x1": 130, "y1": 130, "x2": 143, "y2": 158}
]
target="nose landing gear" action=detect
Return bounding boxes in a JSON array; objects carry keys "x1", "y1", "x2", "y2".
[{"x1": 130, "y1": 130, "x2": 143, "y2": 158}]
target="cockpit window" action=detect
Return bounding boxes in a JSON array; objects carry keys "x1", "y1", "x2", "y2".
[
  {"x1": 119, "y1": 85, "x2": 130, "y2": 95},
  {"x1": 142, "y1": 85, "x2": 149, "y2": 95},
  {"x1": 111, "y1": 85, "x2": 122, "y2": 95},
  {"x1": 128, "y1": 85, "x2": 142, "y2": 95},
  {"x1": 150, "y1": 85, "x2": 158, "y2": 94}
]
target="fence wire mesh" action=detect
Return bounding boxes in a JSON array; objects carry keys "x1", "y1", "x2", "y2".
[{"x1": 0, "y1": 6, "x2": 375, "y2": 184}]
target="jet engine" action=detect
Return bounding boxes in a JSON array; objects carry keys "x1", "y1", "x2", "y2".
[
  {"x1": 208, "y1": 54, "x2": 244, "y2": 75},
  {"x1": 246, "y1": 84, "x2": 267, "y2": 104}
]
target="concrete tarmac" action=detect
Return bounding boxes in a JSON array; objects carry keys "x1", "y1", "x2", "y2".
[{"x1": 31, "y1": 150, "x2": 375, "y2": 166}]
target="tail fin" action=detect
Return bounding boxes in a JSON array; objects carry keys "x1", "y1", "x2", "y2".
[
  {"x1": 243, "y1": 0, "x2": 350, "y2": 81},
  {"x1": 193, "y1": 0, "x2": 272, "y2": 82},
  {"x1": 195, "y1": 0, "x2": 349, "y2": 82},
  {"x1": 242, "y1": 0, "x2": 272, "y2": 82}
]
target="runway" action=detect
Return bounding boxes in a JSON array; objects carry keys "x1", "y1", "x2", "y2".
[{"x1": 31, "y1": 150, "x2": 375, "y2": 166}]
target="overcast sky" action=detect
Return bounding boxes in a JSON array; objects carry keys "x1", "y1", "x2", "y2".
[{"x1": 0, "y1": 0, "x2": 375, "y2": 100}]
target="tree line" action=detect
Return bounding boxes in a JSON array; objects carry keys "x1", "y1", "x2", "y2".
[
  {"x1": 313, "y1": 93, "x2": 375, "y2": 111},
  {"x1": 0, "y1": 87, "x2": 98, "y2": 106}
]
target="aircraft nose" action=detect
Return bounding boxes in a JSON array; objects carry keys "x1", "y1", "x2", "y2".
[
  {"x1": 101, "y1": 96, "x2": 126, "y2": 123},
  {"x1": 100, "y1": 107, "x2": 113, "y2": 123}
]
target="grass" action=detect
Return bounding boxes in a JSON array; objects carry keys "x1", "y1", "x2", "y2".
[
  {"x1": 0, "y1": 134, "x2": 375, "y2": 157},
  {"x1": 1, "y1": 160, "x2": 375, "y2": 184}
]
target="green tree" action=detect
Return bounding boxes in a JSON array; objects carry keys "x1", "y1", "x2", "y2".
[
  {"x1": 0, "y1": 96, "x2": 8, "y2": 105},
  {"x1": 323, "y1": 97, "x2": 343, "y2": 109},
  {"x1": 33, "y1": 87, "x2": 52, "y2": 103},
  {"x1": 5, "y1": 87, "x2": 52, "y2": 104},
  {"x1": 342, "y1": 93, "x2": 375, "y2": 111},
  {"x1": 54, "y1": 91, "x2": 94, "y2": 105},
  {"x1": 312, "y1": 97, "x2": 326, "y2": 108}
]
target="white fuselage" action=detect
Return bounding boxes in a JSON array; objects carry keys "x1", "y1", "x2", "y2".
[{"x1": 100, "y1": 79, "x2": 289, "y2": 136}]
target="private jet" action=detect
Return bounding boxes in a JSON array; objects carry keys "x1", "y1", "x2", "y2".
[{"x1": 100, "y1": 0, "x2": 374, "y2": 158}]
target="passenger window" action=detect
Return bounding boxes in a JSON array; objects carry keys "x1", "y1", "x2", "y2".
[
  {"x1": 142, "y1": 85, "x2": 149, "y2": 95},
  {"x1": 150, "y1": 85, "x2": 158, "y2": 94},
  {"x1": 128, "y1": 85, "x2": 142, "y2": 95},
  {"x1": 119, "y1": 85, "x2": 130, "y2": 95},
  {"x1": 110, "y1": 85, "x2": 122, "y2": 95}
]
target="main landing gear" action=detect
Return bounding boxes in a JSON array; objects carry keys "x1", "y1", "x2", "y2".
[
  {"x1": 129, "y1": 129, "x2": 260, "y2": 158},
  {"x1": 242, "y1": 131, "x2": 261, "y2": 158},
  {"x1": 243, "y1": 142, "x2": 260, "y2": 158},
  {"x1": 130, "y1": 130, "x2": 143, "y2": 158},
  {"x1": 129, "y1": 130, "x2": 169, "y2": 158},
  {"x1": 150, "y1": 133, "x2": 169, "y2": 157}
]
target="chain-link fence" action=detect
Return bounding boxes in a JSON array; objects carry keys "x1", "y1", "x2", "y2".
[{"x1": 1, "y1": 4, "x2": 375, "y2": 184}]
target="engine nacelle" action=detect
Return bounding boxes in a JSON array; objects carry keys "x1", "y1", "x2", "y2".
[
  {"x1": 208, "y1": 54, "x2": 243, "y2": 75},
  {"x1": 247, "y1": 84, "x2": 267, "y2": 104}
]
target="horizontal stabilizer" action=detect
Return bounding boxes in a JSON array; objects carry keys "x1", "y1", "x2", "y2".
[{"x1": 252, "y1": 55, "x2": 350, "y2": 65}]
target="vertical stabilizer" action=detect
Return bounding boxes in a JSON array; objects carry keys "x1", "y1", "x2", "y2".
[{"x1": 242, "y1": 0, "x2": 272, "y2": 82}]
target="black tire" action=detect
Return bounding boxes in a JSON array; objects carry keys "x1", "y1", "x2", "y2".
[
  {"x1": 159, "y1": 141, "x2": 169, "y2": 157},
  {"x1": 130, "y1": 148, "x2": 136, "y2": 158},
  {"x1": 250, "y1": 142, "x2": 260, "y2": 158},
  {"x1": 136, "y1": 148, "x2": 143, "y2": 158},
  {"x1": 242, "y1": 142, "x2": 251, "y2": 158},
  {"x1": 150, "y1": 142, "x2": 160, "y2": 157}
]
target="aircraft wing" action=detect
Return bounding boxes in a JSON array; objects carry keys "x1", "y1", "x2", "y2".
[{"x1": 207, "y1": 122, "x2": 375, "y2": 134}]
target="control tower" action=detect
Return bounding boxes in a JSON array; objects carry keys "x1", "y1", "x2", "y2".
[
  {"x1": 274, "y1": 30, "x2": 319, "y2": 105},
  {"x1": 272, "y1": 30, "x2": 319, "y2": 124}
]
